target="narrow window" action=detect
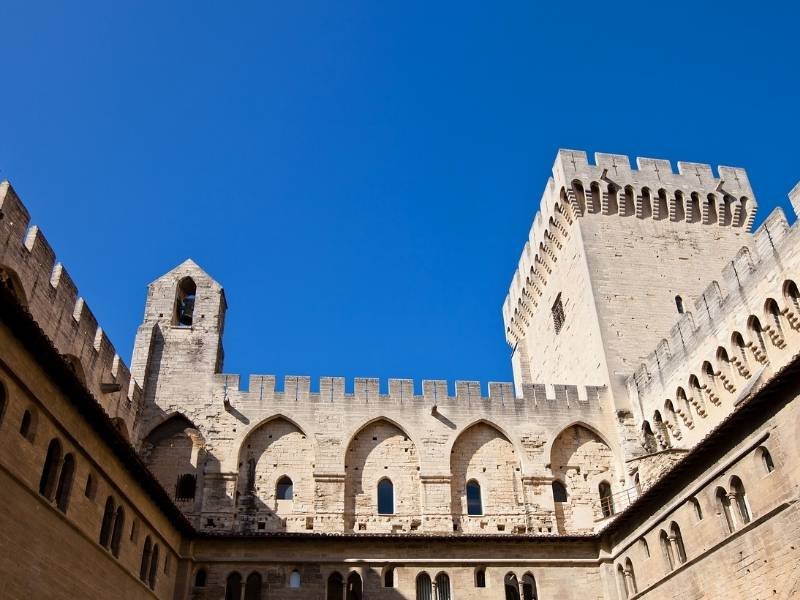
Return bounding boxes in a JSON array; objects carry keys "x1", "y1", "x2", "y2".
[
  {"x1": 732, "y1": 332, "x2": 749, "y2": 366},
  {"x1": 110, "y1": 506, "x2": 125, "y2": 557},
  {"x1": 346, "y1": 571, "x2": 362, "y2": 600},
  {"x1": 522, "y1": 573, "x2": 537, "y2": 600},
  {"x1": 327, "y1": 572, "x2": 344, "y2": 600},
  {"x1": 785, "y1": 280, "x2": 800, "y2": 313},
  {"x1": 245, "y1": 572, "x2": 263, "y2": 600},
  {"x1": 175, "y1": 474, "x2": 197, "y2": 501},
  {"x1": 730, "y1": 476, "x2": 750, "y2": 524},
  {"x1": 130, "y1": 518, "x2": 139, "y2": 542},
  {"x1": 475, "y1": 567, "x2": 486, "y2": 588},
  {"x1": 416, "y1": 573, "x2": 432, "y2": 600},
  {"x1": 659, "y1": 530, "x2": 674, "y2": 571},
  {"x1": 435, "y1": 573, "x2": 451, "y2": 600},
  {"x1": 20, "y1": 409, "x2": 34, "y2": 441},
  {"x1": 466, "y1": 480, "x2": 483, "y2": 515},
  {"x1": 55, "y1": 453, "x2": 75, "y2": 512},
  {"x1": 551, "y1": 480, "x2": 567, "y2": 503},
  {"x1": 100, "y1": 496, "x2": 116, "y2": 547},
  {"x1": 690, "y1": 497, "x2": 703, "y2": 521},
  {"x1": 748, "y1": 316, "x2": 767, "y2": 354},
  {"x1": 599, "y1": 481, "x2": 614, "y2": 517},
  {"x1": 276, "y1": 476, "x2": 294, "y2": 501},
  {"x1": 716, "y1": 487, "x2": 735, "y2": 533},
  {"x1": 289, "y1": 569, "x2": 301, "y2": 588},
  {"x1": 617, "y1": 564, "x2": 628, "y2": 599},
  {"x1": 671, "y1": 522, "x2": 687, "y2": 564},
  {"x1": 551, "y1": 293, "x2": 566, "y2": 334},
  {"x1": 194, "y1": 568, "x2": 207, "y2": 587},
  {"x1": 175, "y1": 277, "x2": 197, "y2": 326},
  {"x1": 675, "y1": 295, "x2": 684, "y2": 314},
  {"x1": 653, "y1": 410, "x2": 671, "y2": 448},
  {"x1": 139, "y1": 536, "x2": 152, "y2": 581},
  {"x1": 757, "y1": 446, "x2": 775, "y2": 473},
  {"x1": 377, "y1": 478, "x2": 394, "y2": 515},
  {"x1": 84, "y1": 473, "x2": 96, "y2": 499},
  {"x1": 641, "y1": 421, "x2": 657, "y2": 453},
  {"x1": 639, "y1": 538, "x2": 650, "y2": 558},
  {"x1": 765, "y1": 299, "x2": 784, "y2": 336},
  {"x1": 225, "y1": 572, "x2": 243, "y2": 600},
  {"x1": 39, "y1": 438, "x2": 62, "y2": 500},
  {"x1": 624, "y1": 559, "x2": 637, "y2": 594},
  {"x1": 504, "y1": 573, "x2": 519, "y2": 600},
  {"x1": 148, "y1": 543, "x2": 160, "y2": 589},
  {"x1": 164, "y1": 552, "x2": 171, "y2": 575}
]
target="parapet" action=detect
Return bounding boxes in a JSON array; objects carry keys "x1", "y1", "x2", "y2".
[
  {"x1": 503, "y1": 149, "x2": 760, "y2": 346},
  {"x1": 216, "y1": 373, "x2": 606, "y2": 412},
  {"x1": 0, "y1": 181, "x2": 142, "y2": 434}
]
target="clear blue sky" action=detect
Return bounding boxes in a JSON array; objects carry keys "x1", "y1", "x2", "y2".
[{"x1": 2, "y1": 1, "x2": 798, "y2": 391}]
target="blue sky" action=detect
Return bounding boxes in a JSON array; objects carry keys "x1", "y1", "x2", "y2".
[{"x1": 2, "y1": 1, "x2": 798, "y2": 391}]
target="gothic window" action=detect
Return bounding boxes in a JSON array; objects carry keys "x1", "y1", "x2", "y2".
[
  {"x1": 55, "y1": 453, "x2": 75, "y2": 512},
  {"x1": 194, "y1": 568, "x2": 207, "y2": 587},
  {"x1": 689, "y1": 497, "x2": 703, "y2": 521},
  {"x1": 383, "y1": 567, "x2": 394, "y2": 588},
  {"x1": 175, "y1": 277, "x2": 197, "y2": 327},
  {"x1": 346, "y1": 571, "x2": 362, "y2": 600},
  {"x1": 522, "y1": 573, "x2": 537, "y2": 600},
  {"x1": 757, "y1": 446, "x2": 775, "y2": 473},
  {"x1": 617, "y1": 564, "x2": 628, "y2": 599},
  {"x1": 659, "y1": 530, "x2": 674, "y2": 572},
  {"x1": 327, "y1": 572, "x2": 344, "y2": 600},
  {"x1": 504, "y1": 573, "x2": 520, "y2": 600},
  {"x1": 289, "y1": 569, "x2": 301, "y2": 588},
  {"x1": 675, "y1": 295, "x2": 684, "y2": 314},
  {"x1": 716, "y1": 487, "x2": 735, "y2": 534},
  {"x1": 20, "y1": 408, "x2": 35, "y2": 442},
  {"x1": 475, "y1": 567, "x2": 486, "y2": 588},
  {"x1": 466, "y1": 479, "x2": 483, "y2": 515},
  {"x1": 599, "y1": 480, "x2": 614, "y2": 517},
  {"x1": 670, "y1": 522, "x2": 687, "y2": 564},
  {"x1": 39, "y1": 438, "x2": 62, "y2": 500},
  {"x1": 639, "y1": 538, "x2": 650, "y2": 557},
  {"x1": 551, "y1": 480, "x2": 567, "y2": 503},
  {"x1": 245, "y1": 572, "x2": 263, "y2": 600},
  {"x1": 436, "y1": 572, "x2": 451, "y2": 600},
  {"x1": 84, "y1": 473, "x2": 96, "y2": 499},
  {"x1": 175, "y1": 473, "x2": 196, "y2": 500},
  {"x1": 730, "y1": 476, "x2": 750, "y2": 524},
  {"x1": 416, "y1": 573, "x2": 432, "y2": 600},
  {"x1": 225, "y1": 572, "x2": 243, "y2": 600},
  {"x1": 100, "y1": 496, "x2": 116, "y2": 548},
  {"x1": 110, "y1": 506, "x2": 125, "y2": 557},
  {"x1": 552, "y1": 293, "x2": 565, "y2": 334},
  {"x1": 148, "y1": 543, "x2": 160, "y2": 589},
  {"x1": 140, "y1": 536, "x2": 152, "y2": 581},
  {"x1": 276, "y1": 475, "x2": 293, "y2": 501},
  {"x1": 624, "y1": 559, "x2": 637, "y2": 594},
  {"x1": 377, "y1": 478, "x2": 394, "y2": 515}
]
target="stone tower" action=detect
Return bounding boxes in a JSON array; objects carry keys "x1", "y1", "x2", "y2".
[
  {"x1": 504, "y1": 150, "x2": 757, "y2": 404},
  {"x1": 131, "y1": 259, "x2": 227, "y2": 435}
]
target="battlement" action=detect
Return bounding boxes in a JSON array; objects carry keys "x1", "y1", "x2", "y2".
[
  {"x1": 214, "y1": 373, "x2": 604, "y2": 409},
  {"x1": 503, "y1": 149, "x2": 759, "y2": 347},
  {"x1": 628, "y1": 201, "x2": 798, "y2": 399},
  {"x1": 0, "y1": 181, "x2": 142, "y2": 436}
]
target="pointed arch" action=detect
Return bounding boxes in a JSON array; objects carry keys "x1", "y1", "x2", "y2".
[
  {"x1": 174, "y1": 276, "x2": 197, "y2": 326},
  {"x1": 143, "y1": 413, "x2": 205, "y2": 507},
  {"x1": 0, "y1": 265, "x2": 27, "y2": 307}
]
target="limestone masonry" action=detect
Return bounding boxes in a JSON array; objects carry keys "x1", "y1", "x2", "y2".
[{"x1": 1, "y1": 149, "x2": 800, "y2": 599}]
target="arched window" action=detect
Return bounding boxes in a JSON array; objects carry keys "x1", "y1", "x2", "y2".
[
  {"x1": 705, "y1": 193, "x2": 718, "y2": 225},
  {"x1": 689, "y1": 192, "x2": 701, "y2": 223},
  {"x1": 757, "y1": 446, "x2": 775, "y2": 473},
  {"x1": 748, "y1": 316, "x2": 767, "y2": 354},
  {"x1": 599, "y1": 480, "x2": 614, "y2": 517},
  {"x1": 84, "y1": 473, "x2": 96, "y2": 499},
  {"x1": 55, "y1": 453, "x2": 75, "y2": 512},
  {"x1": 522, "y1": 573, "x2": 537, "y2": 600},
  {"x1": 784, "y1": 280, "x2": 800, "y2": 313},
  {"x1": 466, "y1": 479, "x2": 483, "y2": 515},
  {"x1": 571, "y1": 180, "x2": 587, "y2": 214},
  {"x1": 225, "y1": 572, "x2": 243, "y2": 600},
  {"x1": 475, "y1": 567, "x2": 486, "y2": 588},
  {"x1": 670, "y1": 522, "x2": 687, "y2": 564},
  {"x1": 346, "y1": 571, "x2": 362, "y2": 600},
  {"x1": 20, "y1": 409, "x2": 35, "y2": 441},
  {"x1": 689, "y1": 496, "x2": 703, "y2": 521},
  {"x1": 659, "y1": 530, "x2": 674, "y2": 571},
  {"x1": 653, "y1": 411, "x2": 671, "y2": 448},
  {"x1": 436, "y1": 572, "x2": 451, "y2": 600},
  {"x1": 139, "y1": 536, "x2": 152, "y2": 581},
  {"x1": 625, "y1": 558, "x2": 637, "y2": 594},
  {"x1": 716, "y1": 487, "x2": 735, "y2": 534},
  {"x1": 732, "y1": 332, "x2": 749, "y2": 367},
  {"x1": 100, "y1": 496, "x2": 116, "y2": 547},
  {"x1": 148, "y1": 543, "x2": 159, "y2": 589},
  {"x1": 416, "y1": 573, "x2": 433, "y2": 600},
  {"x1": 175, "y1": 474, "x2": 196, "y2": 500},
  {"x1": 676, "y1": 387, "x2": 692, "y2": 420},
  {"x1": 245, "y1": 572, "x2": 263, "y2": 600},
  {"x1": 639, "y1": 538, "x2": 650, "y2": 557},
  {"x1": 289, "y1": 569, "x2": 301, "y2": 588},
  {"x1": 765, "y1": 298, "x2": 784, "y2": 338},
  {"x1": 702, "y1": 361, "x2": 717, "y2": 392},
  {"x1": 504, "y1": 573, "x2": 520, "y2": 600},
  {"x1": 674, "y1": 190, "x2": 686, "y2": 221},
  {"x1": 664, "y1": 400, "x2": 681, "y2": 434},
  {"x1": 730, "y1": 476, "x2": 750, "y2": 524},
  {"x1": 377, "y1": 478, "x2": 394, "y2": 515},
  {"x1": 688, "y1": 376, "x2": 707, "y2": 414},
  {"x1": 617, "y1": 564, "x2": 628, "y2": 599},
  {"x1": 110, "y1": 505, "x2": 125, "y2": 557},
  {"x1": 641, "y1": 421, "x2": 657, "y2": 453},
  {"x1": 675, "y1": 295, "x2": 684, "y2": 314},
  {"x1": 640, "y1": 187, "x2": 653, "y2": 219},
  {"x1": 39, "y1": 438, "x2": 62, "y2": 500},
  {"x1": 551, "y1": 480, "x2": 567, "y2": 503},
  {"x1": 383, "y1": 567, "x2": 394, "y2": 588},
  {"x1": 622, "y1": 185, "x2": 636, "y2": 216},
  {"x1": 276, "y1": 476, "x2": 293, "y2": 501},
  {"x1": 194, "y1": 568, "x2": 207, "y2": 587},
  {"x1": 175, "y1": 277, "x2": 197, "y2": 326},
  {"x1": 327, "y1": 572, "x2": 344, "y2": 600}
]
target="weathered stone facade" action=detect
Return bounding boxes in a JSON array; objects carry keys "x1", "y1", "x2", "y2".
[{"x1": 1, "y1": 149, "x2": 800, "y2": 599}]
